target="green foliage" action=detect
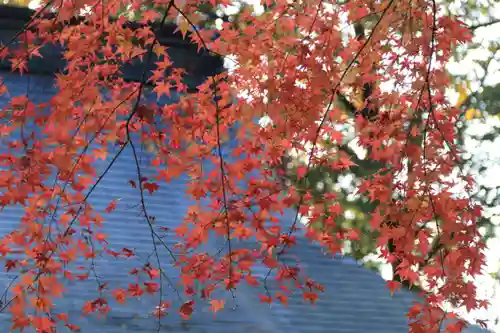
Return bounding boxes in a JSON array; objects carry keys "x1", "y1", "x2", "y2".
[{"x1": 478, "y1": 84, "x2": 500, "y2": 116}]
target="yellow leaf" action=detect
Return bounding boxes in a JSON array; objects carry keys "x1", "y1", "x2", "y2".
[
  {"x1": 352, "y1": 90, "x2": 365, "y2": 110},
  {"x1": 464, "y1": 108, "x2": 478, "y2": 120},
  {"x1": 177, "y1": 18, "x2": 190, "y2": 39},
  {"x1": 455, "y1": 82, "x2": 469, "y2": 108},
  {"x1": 5, "y1": 0, "x2": 32, "y2": 7}
]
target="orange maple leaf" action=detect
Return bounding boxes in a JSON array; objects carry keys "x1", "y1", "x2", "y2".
[
  {"x1": 112, "y1": 289, "x2": 127, "y2": 305},
  {"x1": 105, "y1": 199, "x2": 118, "y2": 213},
  {"x1": 153, "y1": 82, "x2": 171, "y2": 99},
  {"x1": 209, "y1": 299, "x2": 224, "y2": 316}
]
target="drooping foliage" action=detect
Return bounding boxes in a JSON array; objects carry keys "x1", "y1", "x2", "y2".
[
  {"x1": 0, "y1": 0, "x2": 490, "y2": 332},
  {"x1": 283, "y1": 0, "x2": 500, "y2": 279}
]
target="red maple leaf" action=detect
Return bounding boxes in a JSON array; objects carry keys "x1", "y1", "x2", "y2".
[
  {"x1": 143, "y1": 182, "x2": 159, "y2": 195},
  {"x1": 179, "y1": 300, "x2": 194, "y2": 320}
]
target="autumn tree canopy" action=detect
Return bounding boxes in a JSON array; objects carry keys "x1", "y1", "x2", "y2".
[{"x1": 0, "y1": 0, "x2": 492, "y2": 332}]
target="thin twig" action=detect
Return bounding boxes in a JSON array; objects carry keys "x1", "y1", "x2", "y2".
[
  {"x1": 123, "y1": 3, "x2": 176, "y2": 330},
  {"x1": 171, "y1": 2, "x2": 236, "y2": 299},
  {"x1": 469, "y1": 18, "x2": 500, "y2": 30}
]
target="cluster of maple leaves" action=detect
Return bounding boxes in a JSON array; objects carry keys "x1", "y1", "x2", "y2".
[{"x1": 0, "y1": 0, "x2": 490, "y2": 332}]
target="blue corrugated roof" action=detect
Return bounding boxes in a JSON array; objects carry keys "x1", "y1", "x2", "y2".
[{"x1": 0, "y1": 69, "x2": 490, "y2": 333}]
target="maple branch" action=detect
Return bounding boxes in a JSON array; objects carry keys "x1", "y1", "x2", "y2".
[
  {"x1": 387, "y1": 0, "x2": 466, "y2": 289},
  {"x1": 0, "y1": 3, "x2": 182, "y2": 317},
  {"x1": 384, "y1": 0, "x2": 441, "y2": 288},
  {"x1": 171, "y1": 2, "x2": 237, "y2": 298},
  {"x1": 136, "y1": 251, "x2": 183, "y2": 302},
  {"x1": 419, "y1": 0, "x2": 448, "y2": 291},
  {"x1": 213, "y1": 81, "x2": 236, "y2": 296},
  {"x1": 263, "y1": 0, "x2": 393, "y2": 296},
  {"x1": 124, "y1": 0, "x2": 177, "y2": 268},
  {"x1": 1, "y1": 70, "x2": 130, "y2": 302},
  {"x1": 47, "y1": 86, "x2": 139, "y2": 233},
  {"x1": 122, "y1": 4, "x2": 187, "y2": 329},
  {"x1": 86, "y1": 234, "x2": 105, "y2": 295},
  {"x1": 43, "y1": 47, "x2": 152, "y2": 223},
  {"x1": 0, "y1": 141, "x2": 128, "y2": 315},
  {"x1": 468, "y1": 18, "x2": 500, "y2": 31},
  {"x1": 423, "y1": 6, "x2": 479, "y2": 257},
  {"x1": 277, "y1": 0, "x2": 395, "y2": 261},
  {"x1": 128, "y1": 129, "x2": 168, "y2": 330},
  {"x1": 0, "y1": 276, "x2": 17, "y2": 309}
]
